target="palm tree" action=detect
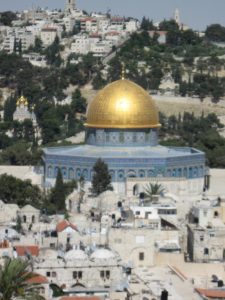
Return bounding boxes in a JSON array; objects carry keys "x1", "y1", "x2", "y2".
[
  {"x1": 0, "y1": 258, "x2": 44, "y2": 300},
  {"x1": 143, "y1": 183, "x2": 165, "y2": 203}
]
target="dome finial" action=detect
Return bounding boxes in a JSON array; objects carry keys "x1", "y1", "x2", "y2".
[{"x1": 121, "y1": 62, "x2": 125, "y2": 80}]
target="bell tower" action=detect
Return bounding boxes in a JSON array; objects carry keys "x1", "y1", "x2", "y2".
[
  {"x1": 65, "y1": 0, "x2": 76, "y2": 14},
  {"x1": 174, "y1": 8, "x2": 181, "y2": 27}
]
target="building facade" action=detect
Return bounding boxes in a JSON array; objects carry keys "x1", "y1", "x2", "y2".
[{"x1": 43, "y1": 77, "x2": 205, "y2": 195}]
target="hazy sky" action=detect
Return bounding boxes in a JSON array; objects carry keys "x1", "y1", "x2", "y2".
[{"x1": 1, "y1": 0, "x2": 225, "y2": 30}]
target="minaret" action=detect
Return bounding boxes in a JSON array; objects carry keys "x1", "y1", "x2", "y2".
[
  {"x1": 174, "y1": 8, "x2": 181, "y2": 27},
  {"x1": 65, "y1": 0, "x2": 76, "y2": 14}
]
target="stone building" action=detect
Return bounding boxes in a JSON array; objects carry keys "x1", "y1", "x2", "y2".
[
  {"x1": 33, "y1": 247, "x2": 127, "y2": 290},
  {"x1": 18, "y1": 204, "x2": 40, "y2": 225},
  {"x1": 187, "y1": 199, "x2": 225, "y2": 262}
]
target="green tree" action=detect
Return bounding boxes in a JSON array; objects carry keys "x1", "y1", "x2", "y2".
[
  {"x1": 0, "y1": 11, "x2": 17, "y2": 26},
  {"x1": 45, "y1": 35, "x2": 62, "y2": 66},
  {"x1": 144, "y1": 183, "x2": 165, "y2": 203},
  {"x1": 4, "y1": 96, "x2": 16, "y2": 122},
  {"x1": 92, "y1": 159, "x2": 113, "y2": 196},
  {"x1": 33, "y1": 37, "x2": 43, "y2": 53},
  {"x1": 50, "y1": 169, "x2": 66, "y2": 212},
  {"x1": 0, "y1": 258, "x2": 44, "y2": 300},
  {"x1": 0, "y1": 174, "x2": 43, "y2": 207},
  {"x1": 92, "y1": 72, "x2": 106, "y2": 90},
  {"x1": 205, "y1": 24, "x2": 225, "y2": 42},
  {"x1": 71, "y1": 88, "x2": 87, "y2": 113}
]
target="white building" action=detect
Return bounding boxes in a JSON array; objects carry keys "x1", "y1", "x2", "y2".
[
  {"x1": 91, "y1": 40, "x2": 112, "y2": 57},
  {"x1": 40, "y1": 24, "x2": 62, "y2": 47},
  {"x1": 2, "y1": 28, "x2": 35, "y2": 53},
  {"x1": 71, "y1": 34, "x2": 92, "y2": 54},
  {"x1": 80, "y1": 17, "x2": 98, "y2": 33},
  {"x1": 125, "y1": 19, "x2": 140, "y2": 33}
]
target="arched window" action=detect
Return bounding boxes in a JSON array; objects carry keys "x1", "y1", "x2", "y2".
[
  {"x1": 76, "y1": 169, "x2": 81, "y2": 179},
  {"x1": 178, "y1": 168, "x2": 182, "y2": 177},
  {"x1": 214, "y1": 211, "x2": 219, "y2": 218},
  {"x1": 189, "y1": 167, "x2": 193, "y2": 178},
  {"x1": 148, "y1": 170, "x2": 155, "y2": 177},
  {"x1": 167, "y1": 169, "x2": 171, "y2": 177},
  {"x1": 23, "y1": 215, "x2": 27, "y2": 223},
  {"x1": 109, "y1": 170, "x2": 115, "y2": 181},
  {"x1": 68, "y1": 168, "x2": 74, "y2": 180},
  {"x1": 47, "y1": 166, "x2": 53, "y2": 178},
  {"x1": 139, "y1": 170, "x2": 145, "y2": 178},
  {"x1": 54, "y1": 167, "x2": 59, "y2": 177},
  {"x1": 204, "y1": 248, "x2": 209, "y2": 255},
  {"x1": 82, "y1": 169, "x2": 88, "y2": 180},
  {"x1": 61, "y1": 167, "x2": 67, "y2": 179},
  {"x1": 118, "y1": 170, "x2": 124, "y2": 181}
]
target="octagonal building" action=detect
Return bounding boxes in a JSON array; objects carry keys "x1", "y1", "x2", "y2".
[{"x1": 43, "y1": 78, "x2": 205, "y2": 196}]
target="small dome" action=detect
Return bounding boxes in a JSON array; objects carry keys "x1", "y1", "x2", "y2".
[
  {"x1": 65, "y1": 249, "x2": 88, "y2": 261},
  {"x1": 39, "y1": 249, "x2": 58, "y2": 259},
  {"x1": 91, "y1": 248, "x2": 115, "y2": 260},
  {"x1": 85, "y1": 79, "x2": 160, "y2": 129}
]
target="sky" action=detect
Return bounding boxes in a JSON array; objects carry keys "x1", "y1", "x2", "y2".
[{"x1": 1, "y1": 0, "x2": 225, "y2": 31}]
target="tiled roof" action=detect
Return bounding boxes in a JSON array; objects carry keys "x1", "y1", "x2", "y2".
[
  {"x1": 15, "y1": 245, "x2": 39, "y2": 257},
  {"x1": 196, "y1": 288, "x2": 225, "y2": 298},
  {"x1": 27, "y1": 274, "x2": 48, "y2": 284},
  {"x1": 56, "y1": 220, "x2": 77, "y2": 233}
]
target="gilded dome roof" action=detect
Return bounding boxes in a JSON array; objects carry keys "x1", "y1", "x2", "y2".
[
  {"x1": 85, "y1": 79, "x2": 160, "y2": 129},
  {"x1": 16, "y1": 95, "x2": 28, "y2": 107}
]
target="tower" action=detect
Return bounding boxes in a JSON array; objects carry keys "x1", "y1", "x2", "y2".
[
  {"x1": 65, "y1": 0, "x2": 76, "y2": 14},
  {"x1": 174, "y1": 8, "x2": 181, "y2": 27}
]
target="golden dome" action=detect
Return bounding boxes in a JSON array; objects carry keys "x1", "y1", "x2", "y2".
[
  {"x1": 16, "y1": 95, "x2": 28, "y2": 106},
  {"x1": 85, "y1": 79, "x2": 161, "y2": 129}
]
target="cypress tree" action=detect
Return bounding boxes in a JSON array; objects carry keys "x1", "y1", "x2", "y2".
[
  {"x1": 50, "y1": 169, "x2": 66, "y2": 212},
  {"x1": 92, "y1": 159, "x2": 113, "y2": 196}
]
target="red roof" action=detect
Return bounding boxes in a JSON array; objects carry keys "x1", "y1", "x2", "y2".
[
  {"x1": 15, "y1": 245, "x2": 39, "y2": 257},
  {"x1": 196, "y1": 288, "x2": 225, "y2": 299},
  {"x1": 81, "y1": 18, "x2": 96, "y2": 22},
  {"x1": 148, "y1": 30, "x2": 167, "y2": 37},
  {"x1": 27, "y1": 274, "x2": 48, "y2": 284},
  {"x1": 60, "y1": 297, "x2": 101, "y2": 300},
  {"x1": 111, "y1": 17, "x2": 124, "y2": 22},
  {"x1": 56, "y1": 220, "x2": 77, "y2": 233}
]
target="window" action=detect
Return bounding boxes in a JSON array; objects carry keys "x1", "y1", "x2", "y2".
[
  {"x1": 73, "y1": 271, "x2": 77, "y2": 279},
  {"x1": 135, "y1": 211, "x2": 140, "y2": 216},
  {"x1": 100, "y1": 270, "x2": 105, "y2": 278},
  {"x1": 52, "y1": 272, "x2": 57, "y2": 278},
  {"x1": 78, "y1": 271, "x2": 82, "y2": 279},
  {"x1": 204, "y1": 248, "x2": 209, "y2": 255},
  {"x1": 214, "y1": 211, "x2": 219, "y2": 218},
  {"x1": 106, "y1": 270, "x2": 110, "y2": 279},
  {"x1": 46, "y1": 271, "x2": 51, "y2": 277},
  {"x1": 139, "y1": 252, "x2": 144, "y2": 261},
  {"x1": 200, "y1": 235, "x2": 204, "y2": 241},
  {"x1": 50, "y1": 243, "x2": 55, "y2": 249}
]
